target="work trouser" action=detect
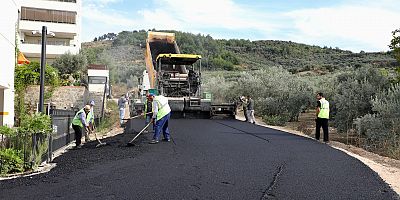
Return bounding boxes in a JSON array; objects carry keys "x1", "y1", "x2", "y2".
[
  {"x1": 243, "y1": 109, "x2": 249, "y2": 122},
  {"x1": 119, "y1": 108, "x2": 125, "y2": 125},
  {"x1": 72, "y1": 124, "x2": 83, "y2": 146},
  {"x1": 316, "y1": 118, "x2": 329, "y2": 142},
  {"x1": 153, "y1": 113, "x2": 171, "y2": 141},
  {"x1": 247, "y1": 110, "x2": 256, "y2": 123}
]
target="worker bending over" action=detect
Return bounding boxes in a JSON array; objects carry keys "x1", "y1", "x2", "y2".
[
  {"x1": 71, "y1": 105, "x2": 91, "y2": 149},
  {"x1": 148, "y1": 93, "x2": 171, "y2": 144}
]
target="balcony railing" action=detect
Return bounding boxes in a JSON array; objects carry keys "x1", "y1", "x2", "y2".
[{"x1": 19, "y1": 43, "x2": 79, "y2": 57}]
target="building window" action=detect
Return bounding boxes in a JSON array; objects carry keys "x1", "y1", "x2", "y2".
[
  {"x1": 21, "y1": 7, "x2": 76, "y2": 24},
  {"x1": 89, "y1": 77, "x2": 107, "y2": 84}
]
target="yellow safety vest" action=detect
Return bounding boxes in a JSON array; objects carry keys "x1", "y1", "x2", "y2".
[
  {"x1": 72, "y1": 109, "x2": 86, "y2": 127},
  {"x1": 318, "y1": 98, "x2": 330, "y2": 119},
  {"x1": 154, "y1": 95, "x2": 171, "y2": 121}
]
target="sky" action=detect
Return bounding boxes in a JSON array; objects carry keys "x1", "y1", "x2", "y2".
[{"x1": 82, "y1": 0, "x2": 400, "y2": 52}]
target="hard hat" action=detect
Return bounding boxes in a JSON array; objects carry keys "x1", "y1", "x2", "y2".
[
  {"x1": 84, "y1": 105, "x2": 91, "y2": 110},
  {"x1": 90, "y1": 100, "x2": 95, "y2": 106},
  {"x1": 149, "y1": 93, "x2": 155, "y2": 97}
]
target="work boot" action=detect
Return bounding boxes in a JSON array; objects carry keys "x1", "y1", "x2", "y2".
[{"x1": 149, "y1": 140, "x2": 159, "y2": 144}]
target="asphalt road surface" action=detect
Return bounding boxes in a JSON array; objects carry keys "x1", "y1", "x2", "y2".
[{"x1": 0, "y1": 119, "x2": 398, "y2": 200}]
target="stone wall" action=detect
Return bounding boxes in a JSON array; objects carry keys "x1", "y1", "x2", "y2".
[
  {"x1": 24, "y1": 86, "x2": 107, "y2": 119},
  {"x1": 25, "y1": 86, "x2": 88, "y2": 112}
]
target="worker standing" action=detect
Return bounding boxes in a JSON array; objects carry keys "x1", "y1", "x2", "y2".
[
  {"x1": 247, "y1": 95, "x2": 256, "y2": 124},
  {"x1": 148, "y1": 94, "x2": 171, "y2": 144},
  {"x1": 118, "y1": 94, "x2": 127, "y2": 127},
  {"x1": 71, "y1": 105, "x2": 91, "y2": 149},
  {"x1": 144, "y1": 94, "x2": 153, "y2": 133},
  {"x1": 315, "y1": 92, "x2": 330, "y2": 143},
  {"x1": 240, "y1": 96, "x2": 249, "y2": 122},
  {"x1": 85, "y1": 100, "x2": 95, "y2": 142}
]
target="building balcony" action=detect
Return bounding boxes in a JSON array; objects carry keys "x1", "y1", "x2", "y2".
[
  {"x1": 21, "y1": 0, "x2": 79, "y2": 12},
  {"x1": 19, "y1": 43, "x2": 79, "y2": 59},
  {"x1": 19, "y1": 20, "x2": 78, "y2": 38}
]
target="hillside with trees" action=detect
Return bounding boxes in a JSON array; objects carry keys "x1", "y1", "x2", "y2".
[{"x1": 87, "y1": 30, "x2": 397, "y2": 72}]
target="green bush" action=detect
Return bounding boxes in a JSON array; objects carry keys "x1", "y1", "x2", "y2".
[
  {"x1": 262, "y1": 115, "x2": 290, "y2": 126},
  {"x1": 52, "y1": 52, "x2": 88, "y2": 75},
  {"x1": 14, "y1": 61, "x2": 60, "y2": 92},
  {"x1": 202, "y1": 75, "x2": 237, "y2": 103},
  {"x1": 97, "y1": 100, "x2": 119, "y2": 133},
  {"x1": 14, "y1": 62, "x2": 60, "y2": 123},
  {"x1": 0, "y1": 126, "x2": 15, "y2": 137},
  {"x1": 0, "y1": 148, "x2": 24, "y2": 174},
  {"x1": 0, "y1": 126, "x2": 18, "y2": 149},
  {"x1": 333, "y1": 67, "x2": 390, "y2": 133},
  {"x1": 20, "y1": 113, "x2": 52, "y2": 135},
  {"x1": 203, "y1": 68, "x2": 313, "y2": 124},
  {"x1": 355, "y1": 84, "x2": 400, "y2": 158},
  {"x1": 232, "y1": 68, "x2": 313, "y2": 123},
  {"x1": 17, "y1": 113, "x2": 52, "y2": 168}
]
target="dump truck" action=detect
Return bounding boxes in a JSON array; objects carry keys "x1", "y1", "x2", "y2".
[{"x1": 132, "y1": 31, "x2": 236, "y2": 118}]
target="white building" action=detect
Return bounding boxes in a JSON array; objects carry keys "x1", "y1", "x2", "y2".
[
  {"x1": 88, "y1": 64, "x2": 110, "y2": 94},
  {"x1": 18, "y1": 0, "x2": 81, "y2": 62},
  {"x1": 0, "y1": 0, "x2": 19, "y2": 126}
]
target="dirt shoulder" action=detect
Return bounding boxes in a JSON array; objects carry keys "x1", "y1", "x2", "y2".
[{"x1": 237, "y1": 112, "x2": 400, "y2": 195}]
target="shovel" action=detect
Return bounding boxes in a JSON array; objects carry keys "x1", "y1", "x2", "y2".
[{"x1": 126, "y1": 122, "x2": 152, "y2": 147}]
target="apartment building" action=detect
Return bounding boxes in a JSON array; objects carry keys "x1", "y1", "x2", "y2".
[
  {"x1": 0, "y1": 0, "x2": 19, "y2": 126},
  {"x1": 18, "y1": 0, "x2": 81, "y2": 62}
]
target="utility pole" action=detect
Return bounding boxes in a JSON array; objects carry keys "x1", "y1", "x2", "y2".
[{"x1": 38, "y1": 26, "x2": 47, "y2": 113}]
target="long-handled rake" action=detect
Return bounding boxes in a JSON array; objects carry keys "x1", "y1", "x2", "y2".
[{"x1": 126, "y1": 122, "x2": 152, "y2": 147}]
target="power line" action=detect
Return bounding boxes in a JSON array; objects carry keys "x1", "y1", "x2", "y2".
[
  {"x1": 3, "y1": 0, "x2": 19, "y2": 47},
  {"x1": 11, "y1": 0, "x2": 17, "y2": 7},
  {"x1": 0, "y1": 32, "x2": 16, "y2": 48}
]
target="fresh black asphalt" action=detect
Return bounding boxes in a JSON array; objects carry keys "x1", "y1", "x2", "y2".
[{"x1": 0, "y1": 119, "x2": 398, "y2": 200}]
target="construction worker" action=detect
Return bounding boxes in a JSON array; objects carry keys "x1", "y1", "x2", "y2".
[
  {"x1": 316, "y1": 92, "x2": 330, "y2": 142},
  {"x1": 247, "y1": 95, "x2": 256, "y2": 124},
  {"x1": 144, "y1": 94, "x2": 153, "y2": 133},
  {"x1": 71, "y1": 105, "x2": 91, "y2": 149},
  {"x1": 118, "y1": 94, "x2": 127, "y2": 127},
  {"x1": 148, "y1": 93, "x2": 171, "y2": 144},
  {"x1": 85, "y1": 100, "x2": 95, "y2": 141}
]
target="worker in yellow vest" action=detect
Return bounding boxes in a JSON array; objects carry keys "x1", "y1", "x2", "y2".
[
  {"x1": 316, "y1": 92, "x2": 330, "y2": 143},
  {"x1": 148, "y1": 93, "x2": 171, "y2": 144},
  {"x1": 85, "y1": 100, "x2": 95, "y2": 141},
  {"x1": 71, "y1": 105, "x2": 91, "y2": 149}
]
